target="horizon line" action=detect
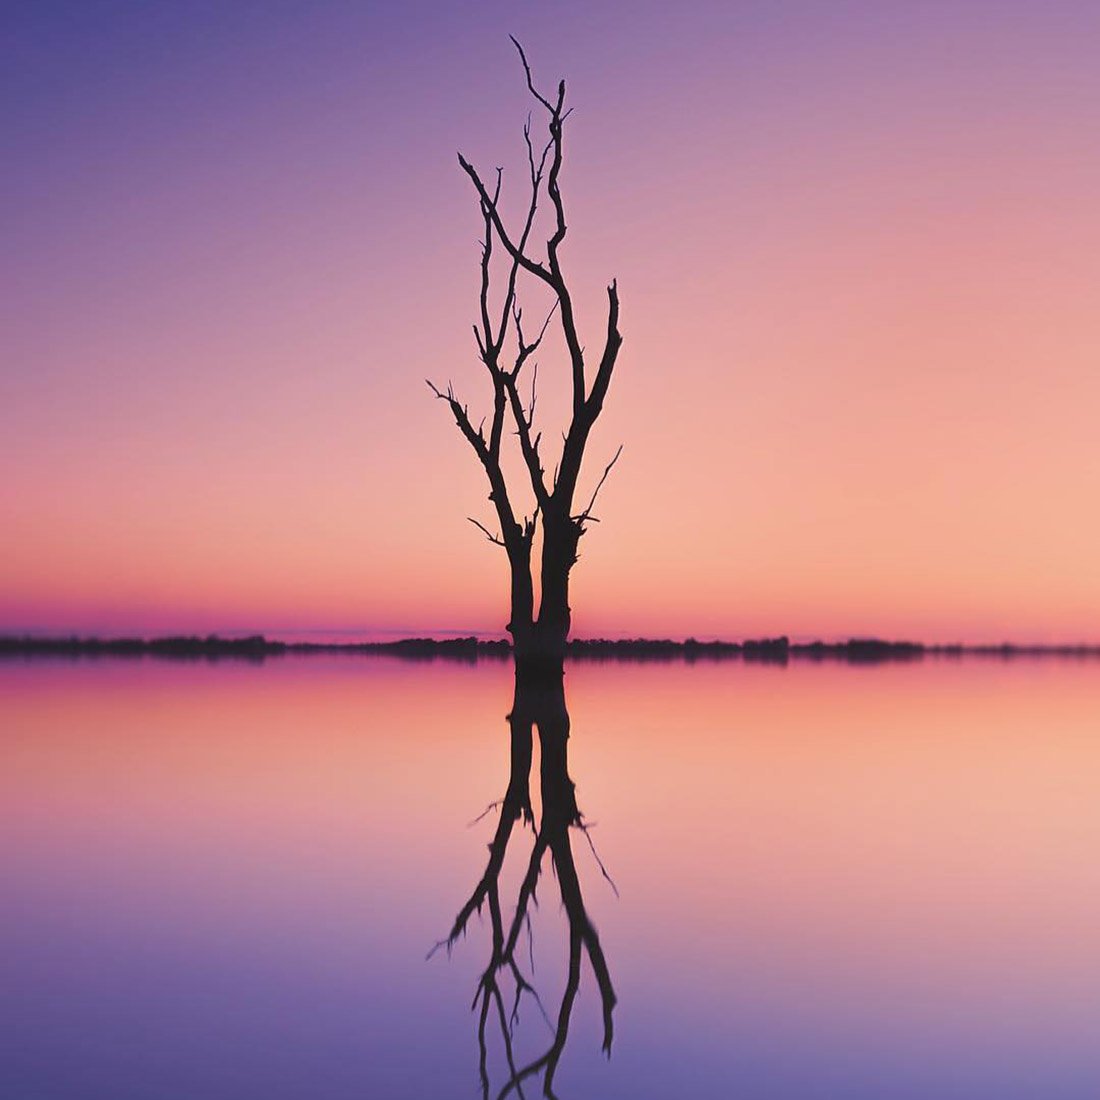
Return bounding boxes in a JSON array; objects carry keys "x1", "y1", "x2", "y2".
[{"x1": 4, "y1": 632, "x2": 1100, "y2": 662}]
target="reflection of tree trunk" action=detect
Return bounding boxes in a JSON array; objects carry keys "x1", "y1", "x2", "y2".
[
  {"x1": 521, "y1": 677, "x2": 616, "y2": 1098},
  {"x1": 513, "y1": 626, "x2": 567, "y2": 686},
  {"x1": 432, "y1": 677, "x2": 616, "y2": 1099}
]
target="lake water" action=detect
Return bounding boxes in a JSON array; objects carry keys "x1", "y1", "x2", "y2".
[{"x1": 3, "y1": 655, "x2": 1099, "y2": 1099}]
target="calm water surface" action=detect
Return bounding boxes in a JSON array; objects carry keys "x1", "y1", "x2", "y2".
[{"x1": 3, "y1": 656, "x2": 1099, "y2": 1098}]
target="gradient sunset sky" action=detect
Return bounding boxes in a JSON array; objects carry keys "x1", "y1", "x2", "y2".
[{"x1": 4, "y1": 1, "x2": 1099, "y2": 642}]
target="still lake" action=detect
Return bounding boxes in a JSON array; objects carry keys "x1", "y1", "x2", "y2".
[{"x1": 3, "y1": 654, "x2": 1099, "y2": 1099}]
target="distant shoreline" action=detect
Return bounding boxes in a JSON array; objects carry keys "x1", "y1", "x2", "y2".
[{"x1": 2, "y1": 634, "x2": 1099, "y2": 665}]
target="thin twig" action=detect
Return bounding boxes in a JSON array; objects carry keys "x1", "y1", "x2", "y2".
[
  {"x1": 469, "y1": 517, "x2": 506, "y2": 548},
  {"x1": 576, "y1": 444, "x2": 623, "y2": 522}
]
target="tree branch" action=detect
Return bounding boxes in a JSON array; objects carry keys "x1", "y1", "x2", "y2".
[
  {"x1": 550, "y1": 280, "x2": 623, "y2": 513},
  {"x1": 475, "y1": 171, "x2": 502, "y2": 357},
  {"x1": 458, "y1": 154, "x2": 552, "y2": 286},
  {"x1": 509, "y1": 35, "x2": 555, "y2": 115},
  {"x1": 426, "y1": 379, "x2": 525, "y2": 555},
  {"x1": 586, "y1": 280, "x2": 623, "y2": 418},
  {"x1": 469, "y1": 516, "x2": 507, "y2": 548},
  {"x1": 426, "y1": 379, "x2": 489, "y2": 464},
  {"x1": 504, "y1": 374, "x2": 549, "y2": 510},
  {"x1": 509, "y1": 39, "x2": 587, "y2": 418},
  {"x1": 575, "y1": 444, "x2": 623, "y2": 524}
]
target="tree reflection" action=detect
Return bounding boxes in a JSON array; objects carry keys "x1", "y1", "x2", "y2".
[{"x1": 430, "y1": 679, "x2": 616, "y2": 1099}]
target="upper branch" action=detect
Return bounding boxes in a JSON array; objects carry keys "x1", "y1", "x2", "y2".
[
  {"x1": 458, "y1": 154, "x2": 552, "y2": 287},
  {"x1": 451, "y1": 41, "x2": 625, "y2": 530},
  {"x1": 475, "y1": 171, "x2": 501, "y2": 359},
  {"x1": 508, "y1": 38, "x2": 586, "y2": 416},
  {"x1": 509, "y1": 35, "x2": 556, "y2": 115},
  {"x1": 551, "y1": 281, "x2": 623, "y2": 511},
  {"x1": 585, "y1": 280, "x2": 623, "y2": 419}
]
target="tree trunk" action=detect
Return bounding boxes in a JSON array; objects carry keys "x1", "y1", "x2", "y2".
[
  {"x1": 508, "y1": 512, "x2": 581, "y2": 683},
  {"x1": 505, "y1": 540, "x2": 538, "y2": 670}
]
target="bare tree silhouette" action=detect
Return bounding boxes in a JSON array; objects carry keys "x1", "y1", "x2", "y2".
[
  {"x1": 428, "y1": 39, "x2": 624, "y2": 684},
  {"x1": 429, "y1": 679, "x2": 617, "y2": 1099}
]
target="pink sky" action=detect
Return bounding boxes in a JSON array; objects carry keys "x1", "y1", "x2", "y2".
[{"x1": 3, "y1": 1, "x2": 1099, "y2": 642}]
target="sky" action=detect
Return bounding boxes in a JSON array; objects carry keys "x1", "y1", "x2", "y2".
[{"x1": 3, "y1": 0, "x2": 1100, "y2": 642}]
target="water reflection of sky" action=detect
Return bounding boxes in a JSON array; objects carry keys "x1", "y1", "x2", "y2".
[{"x1": 3, "y1": 656, "x2": 1099, "y2": 1097}]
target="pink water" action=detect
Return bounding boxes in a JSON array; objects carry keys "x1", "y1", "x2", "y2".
[{"x1": 3, "y1": 654, "x2": 1099, "y2": 1097}]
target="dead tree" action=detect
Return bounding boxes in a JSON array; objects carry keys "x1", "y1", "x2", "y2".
[{"x1": 428, "y1": 39, "x2": 624, "y2": 683}]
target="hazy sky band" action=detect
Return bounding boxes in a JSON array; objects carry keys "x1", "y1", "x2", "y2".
[{"x1": 4, "y1": 1, "x2": 1100, "y2": 641}]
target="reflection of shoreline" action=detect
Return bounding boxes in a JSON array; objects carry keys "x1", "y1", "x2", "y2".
[{"x1": 5, "y1": 633, "x2": 1100, "y2": 665}]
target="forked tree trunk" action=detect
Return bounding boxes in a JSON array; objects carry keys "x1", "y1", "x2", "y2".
[
  {"x1": 431, "y1": 42, "x2": 622, "y2": 686},
  {"x1": 513, "y1": 512, "x2": 581, "y2": 683}
]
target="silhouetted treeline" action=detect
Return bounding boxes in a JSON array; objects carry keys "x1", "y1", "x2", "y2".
[
  {"x1": 0, "y1": 634, "x2": 510, "y2": 663},
  {"x1": 0, "y1": 634, "x2": 280, "y2": 660},
  {"x1": 567, "y1": 636, "x2": 924, "y2": 664},
  {"x1": 3, "y1": 633, "x2": 1099, "y2": 665},
  {"x1": 568, "y1": 636, "x2": 1100, "y2": 663}
]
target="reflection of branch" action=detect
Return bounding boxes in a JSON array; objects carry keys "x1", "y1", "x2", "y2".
[
  {"x1": 468, "y1": 800, "x2": 504, "y2": 827},
  {"x1": 428, "y1": 723, "x2": 534, "y2": 961},
  {"x1": 578, "y1": 820, "x2": 620, "y2": 898},
  {"x1": 496, "y1": 929, "x2": 580, "y2": 1100},
  {"x1": 550, "y1": 826, "x2": 617, "y2": 1056}
]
